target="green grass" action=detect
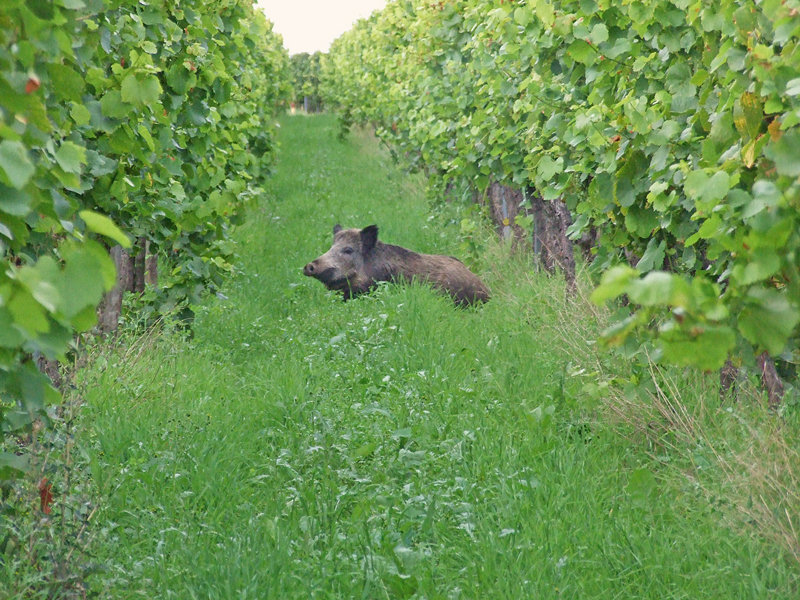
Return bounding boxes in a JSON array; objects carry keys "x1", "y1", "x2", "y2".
[{"x1": 79, "y1": 115, "x2": 797, "y2": 599}]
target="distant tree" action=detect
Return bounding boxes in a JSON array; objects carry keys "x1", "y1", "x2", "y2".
[{"x1": 290, "y1": 52, "x2": 324, "y2": 113}]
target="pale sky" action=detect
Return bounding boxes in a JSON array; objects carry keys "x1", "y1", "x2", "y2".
[{"x1": 258, "y1": 1, "x2": 388, "y2": 55}]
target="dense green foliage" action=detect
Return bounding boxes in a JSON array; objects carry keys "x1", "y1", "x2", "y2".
[
  {"x1": 76, "y1": 115, "x2": 798, "y2": 598},
  {"x1": 321, "y1": 0, "x2": 800, "y2": 378},
  {"x1": 290, "y1": 51, "x2": 324, "y2": 111},
  {"x1": 0, "y1": 0, "x2": 289, "y2": 475}
]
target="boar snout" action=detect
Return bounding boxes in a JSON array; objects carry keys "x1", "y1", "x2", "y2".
[{"x1": 303, "y1": 261, "x2": 318, "y2": 277}]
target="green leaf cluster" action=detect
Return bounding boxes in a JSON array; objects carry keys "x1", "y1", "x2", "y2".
[
  {"x1": 322, "y1": 0, "x2": 800, "y2": 373},
  {"x1": 0, "y1": 0, "x2": 290, "y2": 475}
]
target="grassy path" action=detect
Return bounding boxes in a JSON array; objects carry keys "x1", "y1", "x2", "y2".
[{"x1": 83, "y1": 115, "x2": 793, "y2": 598}]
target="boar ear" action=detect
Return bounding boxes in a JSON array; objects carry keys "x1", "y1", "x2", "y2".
[
  {"x1": 333, "y1": 224, "x2": 342, "y2": 236},
  {"x1": 360, "y1": 225, "x2": 379, "y2": 253}
]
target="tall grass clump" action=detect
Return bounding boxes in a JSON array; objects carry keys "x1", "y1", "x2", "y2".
[{"x1": 534, "y1": 257, "x2": 800, "y2": 567}]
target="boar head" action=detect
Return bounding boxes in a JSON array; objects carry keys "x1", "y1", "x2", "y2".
[{"x1": 303, "y1": 224, "x2": 379, "y2": 297}]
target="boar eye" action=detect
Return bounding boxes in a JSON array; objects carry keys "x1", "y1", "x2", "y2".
[{"x1": 342, "y1": 247, "x2": 354, "y2": 255}]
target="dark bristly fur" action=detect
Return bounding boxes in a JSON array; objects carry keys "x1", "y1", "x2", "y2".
[{"x1": 303, "y1": 225, "x2": 491, "y2": 306}]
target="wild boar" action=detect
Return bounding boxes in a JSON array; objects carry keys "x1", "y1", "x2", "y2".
[{"x1": 303, "y1": 225, "x2": 490, "y2": 307}]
